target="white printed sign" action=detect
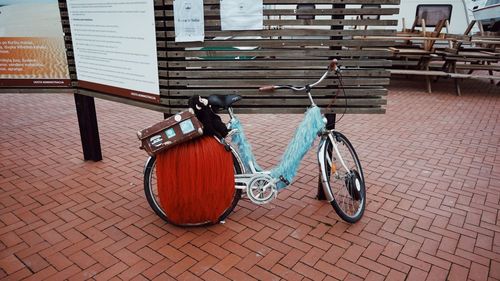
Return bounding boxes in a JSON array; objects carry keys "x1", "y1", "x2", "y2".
[
  {"x1": 66, "y1": 0, "x2": 160, "y2": 102},
  {"x1": 0, "y1": 0, "x2": 70, "y2": 87},
  {"x1": 220, "y1": 0, "x2": 263, "y2": 31},
  {"x1": 174, "y1": 0, "x2": 205, "y2": 42}
]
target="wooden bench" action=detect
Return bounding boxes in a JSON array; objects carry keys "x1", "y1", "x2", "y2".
[{"x1": 387, "y1": 19, "x2": 500, "y2": 95}]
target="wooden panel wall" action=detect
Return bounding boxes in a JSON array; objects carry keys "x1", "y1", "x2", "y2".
[{"x1": 59, "y1": 0, "x2": 400, "y2": 114}]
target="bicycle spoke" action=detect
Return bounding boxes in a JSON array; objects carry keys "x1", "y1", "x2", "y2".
[{"x1": 324, "y1": 133, "x2": 365, "y2": 223}]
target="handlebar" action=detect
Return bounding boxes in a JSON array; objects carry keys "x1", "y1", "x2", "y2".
[
  {"x1": 329, "y1": 59, "x2": 338, "y2": 72},
  {"x1": 259, "y1": 59, "x2": 339, "y2": 92},
  {"x1": 258, "y1": 85, "x2": 275, "y2": 92}
]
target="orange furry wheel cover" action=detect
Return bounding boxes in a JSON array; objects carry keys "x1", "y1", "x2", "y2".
[{"x1": 155, "y1": 136, "x2": 235, "y2": 225}]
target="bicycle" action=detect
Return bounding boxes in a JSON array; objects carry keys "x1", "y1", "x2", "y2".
[{"x1": 143, "y1": 59, "x2": 366, "y2": 224}]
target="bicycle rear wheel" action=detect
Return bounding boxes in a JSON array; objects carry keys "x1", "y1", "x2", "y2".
[
  {"x1": 322, "y1": 132, "x2": 366, "y2": 223},
  {"x1": 143, "y1": 151, "x2": 242, "y2": 225}
]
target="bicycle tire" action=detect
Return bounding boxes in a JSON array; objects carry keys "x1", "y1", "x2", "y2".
[
  {"x1": 143, "y1": 152, "x2": 243, "y2": 225},
  {"x1": 322, "y1": 132, "x2": 366, "y2": 223}
]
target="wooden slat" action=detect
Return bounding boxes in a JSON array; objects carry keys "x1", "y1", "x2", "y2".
[
  {"x1": 165, "y1": 59, "x2": 392, "y2": 68},
  {"x1": 166, "y1": 98, "x2": 387, "y2": 106},
  {"x1": 165, "y1": 29, "x2": 396, "y2": 38},
  {"x1": 164, "y1": 69, "x2": 390, "y2": 78},
  {"x1": 165, "y1": 19, "x2": 399, "y2": 27},
  {"x1": 164, "y1": 8, "x2": 400, "y2": 17},
  {"x1": 55, "y1": 0, "x2": 398, "y2": 114},
  {"x1": 167, "y1": 39, "x2": 394, "y2": 48},
  {"x1": 165, "y1": 78, "x2": 390, "y2": 87},
  {"x1": 165, "y1": 0, "x2": 400, "y2": 4},
  {"x1": 166, "y1": 49, "x2": 393, "y2": 58},
  {"x1": 158, "y1": 106, "x2": 386, "y2": 115},
  {"x1": 167, "y1": 87, "x2": 387, "y2": 96}
]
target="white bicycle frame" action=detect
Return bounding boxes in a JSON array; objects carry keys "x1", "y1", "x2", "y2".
[{"x1": 224, "y1": 61, "x2": 352, "y2": 204}]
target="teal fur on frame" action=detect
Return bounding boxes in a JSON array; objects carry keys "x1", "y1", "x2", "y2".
[
  {"x1": 230, "y1": 117, "x2": 263, "y2": 172},
  {"x1": 270, "y1": 106, "x2": 324, "y2": 189},
  {"x1": 230, "y1": 106, "x2": 324, "y2": 189}
]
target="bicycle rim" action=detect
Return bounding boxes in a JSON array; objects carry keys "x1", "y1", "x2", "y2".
[
  {"x1": 324, "y1": 132, "x2": 366, "y2": 223},
  {"x1": 143, "y1": 152, "x2": 243, "y2": 225}
]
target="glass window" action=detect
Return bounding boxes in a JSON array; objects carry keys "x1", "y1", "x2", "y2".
[{"x1": 415, "y1": 5, "x2": 452, "y2": 26}]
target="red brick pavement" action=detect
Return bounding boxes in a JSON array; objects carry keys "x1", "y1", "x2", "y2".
[{"x1": 1, "y1": 78, "x2": 499, "y2": 280}]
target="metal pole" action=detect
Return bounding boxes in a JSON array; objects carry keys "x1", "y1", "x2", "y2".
[
  {"x1": 318, "y1": 3, "x2": 344, "y2": 200},
  {"x1": 74, "y1": 94, "x2": 102, "y2": 161}
]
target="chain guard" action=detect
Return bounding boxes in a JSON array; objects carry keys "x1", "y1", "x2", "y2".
[{"x1": 246, "y1": 174, "x2": 277, "y2": 205}]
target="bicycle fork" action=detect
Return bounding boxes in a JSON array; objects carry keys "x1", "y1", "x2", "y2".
[{"x1": 317, "y1": 131, "x2": 350, "y2": 202}]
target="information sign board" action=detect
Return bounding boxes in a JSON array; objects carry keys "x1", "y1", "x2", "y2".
[
  {"x1": 66, "y1": 0, "x2": 160, "y2": 103},
  {"x1": 0, "y1": 0, "x2": 70, "y2": 87}
]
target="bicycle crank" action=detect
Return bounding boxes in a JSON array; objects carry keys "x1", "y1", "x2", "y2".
[{"x1": 246, "y1": 174, "x2": 277, "y2": 204}]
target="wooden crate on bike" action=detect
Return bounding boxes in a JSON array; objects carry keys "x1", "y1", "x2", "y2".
[{"x1": 137, "y1": 109, "x2": 204, "y2": 156}]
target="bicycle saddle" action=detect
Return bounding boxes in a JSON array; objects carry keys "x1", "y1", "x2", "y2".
[{"x1": 208, "y1": 94, "x2": 242, "y2": 109}]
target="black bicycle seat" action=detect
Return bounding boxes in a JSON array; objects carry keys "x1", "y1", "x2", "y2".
[{"x1": 208, "y1": 94, "x2": 242, "y2": 109}]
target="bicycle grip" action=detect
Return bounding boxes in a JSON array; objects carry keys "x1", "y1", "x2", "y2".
[
  {"x1": 259, "y1": 85, "x2": 275, "y2": 92},
  {"x1": 329, "y1": 59, "x2": 338, "y2": 71}
]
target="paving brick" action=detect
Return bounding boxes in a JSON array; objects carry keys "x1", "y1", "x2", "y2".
[
  {"x1": 377, "y1": 255, "x2": 411, "y2": 273},
  {"x1": 365, "y1": 271, "x2": 385, "y2": 281},
  {"x1": 335, "y1": 258, "x2": 369, "y2": 279},
  {"x1": 385, "y1": 269, "x2": 406, "y2": 281},
  {"x1": 426, "y1": 266, "x2": 448, "y2": 281},
  {"x1": 2, "y1": 81, "x2": 500, "y2": 280},
  {"x1": 439, "y1": 237, "x2": 458, "y2": 254},
  {"x1": 406, "y1": 267, "x2": 428, "y2": 281},
  {"x1": 321, "y1": 244, "x2": 345, "y2": 265},
  {"x1": 20, "y1": 253, "x2": 50, "y2": 273},
  {"x1": 342, "y1": 244, "x2": 364, "y2": 262},
  {"x1": 292, "y1": 262, "x2": 326, "y2": 281},
  {"x1": 45, "y1": 252, "x2": 72, "y2": 271},
  {"x1": 225, "y1": 268, "x2": 258, "y2": 281},
  {"x1": 46, "y1": 264, "x2": 81, "y2": 281},
  {"x1": 213, "y1": 253, "x2": 241, "y2": 274},
  {"x1": 362, "y1": 242, "x2": 384, "y2": 261},
  {"x1": 421, "y1": 238, "x2": 440, "y2": 255},
  {"x1": 93, "y1": 249, "x2": 119, "y2": 268},
  {"x1": 469, "y1": 262, "x2": 489, "y2": 281},
  {"x1": 270, "y1": 263, "x2": 304, "y2": 281},
  {"x1": 401, "y1": 240, "x2": 422, "y2": 257},
  {"x1": 314, "y1": 260, "x2": 348, "y2": 280},
  {"x1": 455, "y1": 249, "x2": 490, "y2": 266},
  {"x1": 490, "y1": 260, "x2": 500, "y2": 280},
  {"x1": 68, "y1": 250, "x2": 97, "y2": 269},
  {"x1": 0, "y1": 255, "x2": 25, "y2": 274},
  {"x1": 176, "y1": 271, "x2": 203, "y2": 281},
  {"x1": 167, "y1": 256, "x2": 197, "y2": 278},
  {"x1": 118, "y1": 260, "x2": 152, "y2": 281},
  {"x1": 458, "y1": 235, "x2": 477, "y2": 252},
  {"x1": 448, "y1": 264, "x2": 469, "y2": 281},
  {"x1": 416, "y1": 252, "x2": 451, "y2": 270},
  {"x1": 382, "y1": 241, "x2": 403, "y2": 259}
]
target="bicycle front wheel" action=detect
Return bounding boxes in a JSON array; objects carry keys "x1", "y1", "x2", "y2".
[
  {"x1": 322, "y1": 132, "x2": 366, "y2": 223},
  {"x1": 143, "y1": 151, "x2": 243, "y2": 225}
]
